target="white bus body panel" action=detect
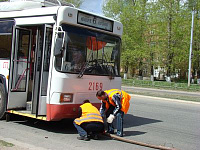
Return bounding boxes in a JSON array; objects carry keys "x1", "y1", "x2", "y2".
[
  {"x1": 0, "y1": 6, "x2": 59, "y2": 19},
  {"x1": 57, "y1": 7, "x2": 123, "y2": 37},
  {"x1": 38, "y1": 96, "x2": 47, "y2": 115},
  {"x1": 49, "y1": 67, "x2": 121, "y2": 105},
  {"x1": 46, "y1": 67, "x2": 121, "y2": 120},
  {"x1": 57, "y1": 7, "x2": 78, "y2": 26},
  {"x1": 15, "y1": 16, "x2": 55, "y2": 25}
]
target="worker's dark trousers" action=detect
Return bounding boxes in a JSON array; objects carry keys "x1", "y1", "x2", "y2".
[
  {"x1": 74, "y1": 122, "x2": 104, "y2": 137},
  {"x1": 106, "y1": 106, "x2": 124, "y2": 137}
]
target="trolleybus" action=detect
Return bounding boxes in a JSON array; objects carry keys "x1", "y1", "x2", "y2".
[{"x1": 0, "y1": 0, "x2": 123, "y2": 121}]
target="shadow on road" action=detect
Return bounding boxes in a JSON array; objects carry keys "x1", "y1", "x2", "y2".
[
  {"x1": 116, "y1": 114, "x2": 162, "y2": 137},
  {"x1": 10, "y1": 114, "x2": 77, "y2": 134},
  {"x1": 124, "y1": 114, "x2": 162, "y2": 128},
  {"x1": 6, "y1": 113, "x2": 162, "y2": 139},
  {"x1": 123, "y1": 130, "x2": 146, "y2": 137}
]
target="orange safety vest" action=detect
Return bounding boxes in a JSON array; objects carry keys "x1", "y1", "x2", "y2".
[
  {"x1": 74, "y1": 103, "x2": 103, "y2": 125},
  {"x1": 103, "y1": 89, "x2": 131, "y2": 114}
]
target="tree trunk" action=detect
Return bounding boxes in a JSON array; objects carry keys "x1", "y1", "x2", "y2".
[
  {"x1": 166, "y1": 1, "x2": 173, "y2": 81},
  {"x1": 139, "y1": 60, "x2": 143, "y2": 77}
]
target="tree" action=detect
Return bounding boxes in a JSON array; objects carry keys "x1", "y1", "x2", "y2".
[
  {"x1": 145, "y1": 0, "x2": 192, "y2": 80},
  {"x1": 103, "y1": 0, "x2": 149, "y2": 78},
  {"x1": 63, "y1": 0, "x2": 82, "y2": 8},
  {"x1": 103, "y1": 0, "x2": 199, "y2": 81}
]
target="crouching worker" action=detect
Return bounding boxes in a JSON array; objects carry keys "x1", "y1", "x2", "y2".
[
  {"x1": 96, "y1": 89, "x2": 131, "y2": 137},
  {"x1": 74, "y1": 100, "x2": 104, "y2": 141}
]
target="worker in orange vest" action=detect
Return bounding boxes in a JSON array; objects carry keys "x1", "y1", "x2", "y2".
[
  {"x1": 96, "y1": 89, "x2": 131, "y2": 137},
  {"x1": 74, "y1": 100, "x2": 104, "y2": 141}
]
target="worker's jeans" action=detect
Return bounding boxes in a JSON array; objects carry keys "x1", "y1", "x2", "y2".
[
  {"x1": 73, "y1": 122, "x2": 87, "y2": 137},
  {"x1": 106, "y1": 106, "x2": 124, "y2": 137},
  {"x1": 74, "y1": 122, "x2": 104, "y2": 137}
]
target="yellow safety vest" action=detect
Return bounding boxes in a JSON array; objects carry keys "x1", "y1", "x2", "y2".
[
  {"x1": 103, "y1": 89, "x2": 131, "y2": 114},
  {"x1": 74, "y1": 103, "x2": 103, "y2": 125}
]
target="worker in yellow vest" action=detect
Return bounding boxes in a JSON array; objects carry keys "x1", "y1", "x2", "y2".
[
  {"x1": 74, "y1": 100, "x2": 104, "y2": 141},
  {"x1": 96, "y1": 89, "x2": 131, "y2": 137}
]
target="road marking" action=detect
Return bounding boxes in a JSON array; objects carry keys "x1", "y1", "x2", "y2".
[{"x1": 130, "y1": 94, "x2": 200, "y2": 105}]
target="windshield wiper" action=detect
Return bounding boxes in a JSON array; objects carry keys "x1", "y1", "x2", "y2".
[
  {"x1": 77, "y1": 60, "x2": 101, "y2": 78},
  {"x1": 77, "y1": 62, "x2": 89, "y2": 78},
  {"x1": 77, "y1": 50, "x2": 94, "y2": 78}
]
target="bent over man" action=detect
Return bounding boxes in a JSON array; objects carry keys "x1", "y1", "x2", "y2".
[
  {"x1": 74, "y1": 100, "x2": 104, "y2": 141},
  {"x1": 96, "y1": 89, "x2": 131, "y2": 137}
]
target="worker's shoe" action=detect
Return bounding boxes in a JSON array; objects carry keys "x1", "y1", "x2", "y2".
[
  {"x1": 116, "y1": 132, "x2": 123, "y2": 137},
  {"x1": 93, "y1": 134, "x2": 99, "y2": 140},
  {"x1": 88, "y1": 134, "x2": 99, "y2": 140},
  {"x1": 77, "y1": 136, "x2": 90, "y2": 141}
]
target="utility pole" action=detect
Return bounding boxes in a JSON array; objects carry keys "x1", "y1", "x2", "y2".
[{"x1": 188, "y1": 7, "x2": 194, "y2": 87}]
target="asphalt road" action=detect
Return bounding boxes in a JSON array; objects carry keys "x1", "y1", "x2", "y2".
[{"x1": 0, "y1": 95, "x2": 200, "y2": 150}]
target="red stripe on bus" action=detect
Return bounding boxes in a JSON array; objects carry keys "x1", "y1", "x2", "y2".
[{"x1": 46, "y1": 103, "x2": 101, "y2": 121}]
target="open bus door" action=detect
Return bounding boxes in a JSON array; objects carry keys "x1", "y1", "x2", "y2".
[
  {"x1": 32, "y1": 25, "x2": 52, "y2": 116},
  {"x1": 7, "y1": 25, "x2": 53, "y2": 120},
  {"x1": 7, "y1": 25, "x2": 52, "y2": 118},
  {"x1": 7, "y1": 27, "x2": 31, "y2": 109}
]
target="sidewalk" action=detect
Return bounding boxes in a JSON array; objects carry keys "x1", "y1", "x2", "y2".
[
  {"x1": 0, "y1": 139, "x2": 27, "y2": 150},
  {"x1": 131, "y1": 94, "x2": 200, "y2": 105},
  {"x1": 0, "y1": 136, "x2": 46, "y2": 150},
  {"x1": 0, "y1": 145, "x2": 28, "y2": 150}
]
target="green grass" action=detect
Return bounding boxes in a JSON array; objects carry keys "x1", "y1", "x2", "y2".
[
  {"x1": 0, "y1": 140, "x2": 14, "y2": 147},
  {"x1": 122, "y1": 79, "x2": 200, "y2": 92},
  {"x1": 122, "y1": 79, "x2": 200, "y2": 102}
]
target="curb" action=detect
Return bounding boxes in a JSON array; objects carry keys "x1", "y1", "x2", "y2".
[
  {"x1": 122, "y1": 86, "x2": 200, "y2": 96},
  {"x1": 129, "y1": 94, "x2": 200, "y2": 105}
]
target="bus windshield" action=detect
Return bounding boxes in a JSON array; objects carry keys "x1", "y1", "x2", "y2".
[{"x1": 55, "y1": 25, "x2": 121, "y2": 77}]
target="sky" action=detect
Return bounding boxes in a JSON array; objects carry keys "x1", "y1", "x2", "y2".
[{"x1": 80, "y1": 0, "x2": 103, "y2": 15}]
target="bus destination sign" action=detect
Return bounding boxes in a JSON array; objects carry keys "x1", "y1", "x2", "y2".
[{"x1": 77, "y1": 12, "x2": 113, "y2": 32}]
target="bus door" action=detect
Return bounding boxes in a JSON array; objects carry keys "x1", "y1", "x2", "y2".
[
  {"x1": 7, "y1": 27, "x2": 31, "y2": 109},
  {"x1": 32, "y1": 25, "x2": 52, "y2": 115}
]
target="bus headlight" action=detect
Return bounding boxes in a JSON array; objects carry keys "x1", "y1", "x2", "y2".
[{"x1": 60, "y1": 93, "x2": 73, "y2": 102}]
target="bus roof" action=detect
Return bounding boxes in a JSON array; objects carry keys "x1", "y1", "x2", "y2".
[
  {"x1": 0, "y1": 5, "x2": 59, "y2": 19},
  {"x1": 0, "y1": 0, "x2": 74, "y2": 12},
  {"x1": 0, "y1": 1, "x2": 123, "y2": 37}
]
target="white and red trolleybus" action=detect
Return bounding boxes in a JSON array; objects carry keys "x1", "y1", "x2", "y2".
[{"x1": 0, "y1": 0, "x2": 123, "y2": 121}]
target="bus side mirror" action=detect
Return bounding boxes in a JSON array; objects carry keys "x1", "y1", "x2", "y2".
[{"x1": 54, "y1": 38, "x2": 63, "y2": 56}]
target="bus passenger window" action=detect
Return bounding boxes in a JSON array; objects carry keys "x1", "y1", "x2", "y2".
[{"x1": 0, "y1": 19, "x2": 14, "y2": 59}]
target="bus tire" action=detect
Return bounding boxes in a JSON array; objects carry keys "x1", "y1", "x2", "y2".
[{"x1": 0, "y1": 83, "x2": 6, "y2": 120}]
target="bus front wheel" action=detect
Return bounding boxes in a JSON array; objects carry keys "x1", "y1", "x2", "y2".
[{"x1": 0, "y1": 83, "x2": 6, "y2": 120}]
